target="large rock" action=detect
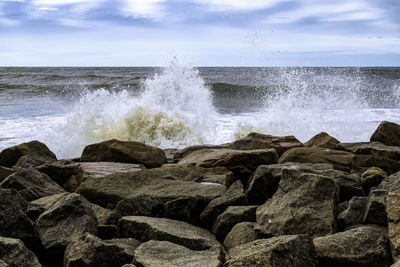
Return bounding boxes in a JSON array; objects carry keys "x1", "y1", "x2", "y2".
[
  {"x1": 80, "y1": 139, "x2": 166, "y2": 168},
  {"x1": 36, "y1": 193, "x2": 97, "y2": 264},
  {"x1": 0, "y1": 236, "x2": 41, "y2": 267},
  {"x1": 223, "y1": 222, "x2": 260, "y2": 251},
  {"x1": 200, "y1": 180, "x2": 247, "y2": 229},
  {"x1": 64, "y1": 232, "x2": 140, "y2": 267},
  {"x1": 361, "y1": 167, "x2": 387, "y2": 194},
  {"x1": 0, "y1": 140, "x2": 57, "y2": 168},
  {"x1": 134, "y1": 240, "x2": 222, "y2": 267},
  {"x1": 304, "y1": 132, "x2": 340, "y2": 149},
  {"x1": 0, "y1": 189, "x2": 35, "y2": 243},
  {"x1": 313, "y1": 225, "x2": 392, "y2": 267},
  {"x1": 337, "y1": 196, "x2": 368, "y2": 230},
  {"x1": 0, "y1": 166, "x2": 14, "y2": 183},
  {"x1": 91, "y1": 204, "x2": 113, "y2": 225},
  {"x1": 35, "y1": 160, "x2": 82, "y2": 189},
  {"x1": 0, "y1": 168, "x2": 65, "y2": 201},
  {"x1": 76, "y1": 166, "x2": 226, "y2": 209},
  {"x1": 387, "y1": 192, "x2": 400, "y2": 262},
  {"x1": 371, "y1": 121, "x2": 400, "y2": 146},
  {"x1": 172, "y1": 144, "x2": 230, "y2": 162},
  {"x1": 27, "y1": 193, "x2": 68, "y2": 221},
  {"x1": 178, "y1": 148, "x2": 278, "y2": 184},
  {"x1": 338, "y1": 141, "x2": 400, "y2": 160},
  {"x1": 229, "y1": 133, "x2": 303, "y2": 156},
  {"x1": 224, "y1": 235, "x2": 317, "y2": 267},
  {"x1": 256, "y1": 168, "x2": 339, "y2": 237},
  {"x1": 212, "y1": 205, "x2": 257, "y2": 242}
]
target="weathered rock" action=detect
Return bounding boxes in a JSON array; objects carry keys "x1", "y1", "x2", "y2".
[
  {"x1": 224, "y1": 235, "x2": 317, "y2": 267},
  {"x1": 223, "y1": 222, "x2": 260, "y2": 251},
  {"x1": 200, "y1": 180, "x2": 247, "y2": 229},
  {"x1": 64, "y1": 232, "x2": 140, "y2": 267},
  {"x1": 0, "y1": 189, "x2": 35, "y2": 243},
  {"x1": 36, "y1": 193, "x2": 97, "y2": 264},
  {"x1": 178, "y1": 148, "x2": 278, "y2": 185},
  {"x1": 173, "y1": 144, "x2": 229, "y2": 162},
  {"x1": 304, "y1": 132, "x2": 340, "y2": 149},
  {"x1": 338, "y1": 141, "x2": 400, "y2": 160},
  {"x1": 36, "y1": 160, "x2": 82, "y2": 187},
  {"x1": 337, "y1": 196, "x2": 368, "y2": 230},
  {"x1": 76, "y1": 166, "x2": 226, "y2": 209},
  {"x1": 0, "y1": 236, "x2": 41, "y2": 267},
  {"x1": 0, "y1": 168, "x2": 65, "y2": 201},
  {"x1": 0, "y1": 140, "x2": 57, "y2": 168},
  {"x1": 0, "y1": 166, "x2": 14, "y2": 183},
  {"x1": 361, "y1": 167, "x2": 387, "y2": 193},
  {"x1": 212, "y1": 206, "x2": 257, "y2": 242},
  {"x1": 278, "y1": 147, "x2": 354, "y2": 172},
  {"x1": 79, "y1": 162, "x2": 144, "y2": 178},
  {"x1": 229, "y1": 133, "x2": 303, "y2": 156},
  {"x1": 313, "y1": 225, "x2": 392, "y2": 267},
  {"x1": 134, "y1": 240, "x2": 222, "y2": 267},
  {"x1": 14, "y1": 155, "x2": 46, "y2": 168},
  {"x1": 256, "y1": 168, "x2": 339, "y2": 237},
  {"x1": 91, "y1": 204, "x2": 113, "y2": 225},
  {"x1": 386, "y1": 192, "x2": 400, "y2": 262},
  {"x1": 352, "y1": 154, "x2": 400, "y2": 175},
  {"x1": 119, "y1": 216, "x2": 223, "y2": 253},
  {"x1": 371, "y1": 121, "x2": 400, "y2": 146},
  {"x1": 80, "y1": 139, "x2": 166, "y2": 168},
  {"x1": 364, "y1": 189, "x2": 388, "y2": 225},
  {"x1": 27, "y1": 192, "x2": 68, "y2": 221}
]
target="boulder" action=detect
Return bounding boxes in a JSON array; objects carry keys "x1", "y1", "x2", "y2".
[
  {"x1": 178, "y1": 148, "x2": 278, "y2": 185},
  {"x1": 35, "y1": 193, "x2": 97, "y2": 264},
  {"x1": 76, "y1": 166, "x2": 226, "y2": 209},
  {"x1": 361, "y1": 167, "x2": 387, "y2": 194},
  {"x1": 223, "y1": 222, "x2": 260, "y2": 251},
  {"x1": 371, "y1": 121, "x2": 400, "y2": 146},
  {"x1": 338, "y1": 141, "x2": 400, "y2": 160},
  {"x1": 212, "y1": 206, "x2": 257, "y2": 242},
  {"x1": 35, "y1": 160, "x2": 82, "y2": 188},
  {"x1": 386, "y1": 192, "x2": 400, "y2": 262},
  {"x1": 91, "y1": 204, "x2": 113, "y2": 225},
  {"x1": 200, "y1": 180, "x2": 247, "y2": 229},
  {"x1": 0, "y1": 236, "x2": 41, "y2": 267},
  {"x1": 134, "y1": 240, "x2": 222, "y2": 267},
  {"x1": 363, "y1": 189, "x2": 389, "y2": 225},
  {"x1": 0, "y1": 140, "x2": 57, "y2": 168},
  {"x1": 0, "y1": 189, "x2": 35, "y2": 243},
  {"x1": 0, "y1": 166, "x2": 14, "y2": 183},
  {"x1": 304, "y1": 132, "x2": 340, "y2": 149},
  {"x1": 27, "y1": 193, "x2": 68, "y2": 221},
  {"x1": 313, "y1": 225, "x2": 392, "y2": 267},
  {"x1": 80, "y1": 139, "x2": 166, "y2": 168},
  {"x1": 352, "y1": 154, "x2": 400, "y2": 175},
  {"x1": 256, "y1": 168, "x2": 339, "y2": 237},
  {"x1": 14, "y1": 155, "x2": 46, "y2": 168},
  {"x1": 173, "y1": 144, "x2": 229, "y2": 162},
  {"x1": 64, "y1": 232, "x2": 140, "y2": 267},
  {"x1": 229, "y1": 133, "x2": 303, "y2": 156},
  {"x1": 0, "y1": 168, "x2": 65, "y2": 201},
  {"x1": 224, "y1": 235, "x2": 317, "y2": 267},
  {"x1": 337, "y1": 196, "x2": 368, "y2": 230}
]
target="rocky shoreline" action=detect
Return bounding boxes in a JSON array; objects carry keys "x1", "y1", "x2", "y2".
[{"x1": 1, "y1": 121, "x2": 400, "y2": 266}]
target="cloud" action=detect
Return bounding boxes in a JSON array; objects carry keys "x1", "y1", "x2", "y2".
[
  {"x1": 189, "y1": 0, "x2": 281, "y2": 12},
  {"x1": 122, "y1": 0, "x2": 166, "y2": 19}
]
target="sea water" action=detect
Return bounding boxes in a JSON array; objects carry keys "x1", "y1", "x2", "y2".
[{"x1": 0, "y1": 57, "x2": 399, "y2": 159}]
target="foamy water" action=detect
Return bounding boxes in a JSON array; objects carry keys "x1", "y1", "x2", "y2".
[{"x1": 0, "y1": 60, "x2": 399, "y2": 159}]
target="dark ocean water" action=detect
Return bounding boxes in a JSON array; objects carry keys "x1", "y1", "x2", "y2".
[{"x1": 0, "y1": 63, "x2": 399, "y2": 158}]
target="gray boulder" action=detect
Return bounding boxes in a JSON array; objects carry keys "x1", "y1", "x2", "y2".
[
  {"x1": 370, "y1": 121, "x2": 400, "y2": 146},
  {"x1": 0, "y1": 236, "x2": 41, "y2": 267},
  {"x1": 223, "y1": 222, "x2": 260, "y2": 251}
]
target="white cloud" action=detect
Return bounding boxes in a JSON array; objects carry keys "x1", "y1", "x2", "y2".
[
  {"x1": 122, "y1": 0, "x2": 166, "y2": 19},
  {"x1": 32, "y1": 0, "x2": 93, "y2": 5},
  {"x1": 191, "y1": 0, "x2": 281, "y2": 11}
]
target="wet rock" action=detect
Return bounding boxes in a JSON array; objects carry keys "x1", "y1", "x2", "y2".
[
  {"x1": 371, "y1": 121, "x2": 400, "y2": 146},
  {"x1": 0, "y1": 140, "x2": 57, "y2": 168},
  {"x1": 36, "y1": 193, "x2": 97, "y2": 264},
  {"x1": 0, "y1": 166, "x2": 14, "y2": 183},
  {"x1": 0, "y1": 168, "x2": 65, "y2": 201},
  {"x1": 337, "y1": 196, "x2": 368, "y2": 230},
  {"x1": 304, "y1": 132, "x2": 340, "y2": 149},
  {"x1": 256, "y1": 168, "x2": 338, "y2": 237},
  {"x1": 80, "y1": 139, "x2": 166, "y2": 168},
  {"x1": 27, "y1": 193, "x2": 68, "y2": 221},
  {"x1": 224, "y1": 235, "x2": 317, "y2": 267},
  {"x1": 178, "y1": 148, "x2": 278, "y2": 185},
  {"x1": 200, "y1": 180, "x2": 247, "y2": 229},
  {"x1": 229, "y1": 132, "x2": 303, "y2": 156},
  {"x1": 313, "y1": 225, "x2": 392, "y2": 267},
  {"x1": 76, "y1": 166, "x2": 226, "y2": 209},
  {"x1": 64, "y1": 232, "x2": 140, "y2": 267},
  {"x1": 361, "y1": 167, "x2": 387, "y2": 194},
  {"x1": 212, "y1": 205, "x2": 257, "y2": 242},
  {"x1": 223, "y1": 222, "x2": 260, "y2": 251},
  {"x1": 386, "y1": 192, "x2": 400, "y2": 262},
  {"x1": 134, "y1": 240, "x2": 223, "y2": 267},
  {"x1": 0, "y1": 189, "x2": 35, "y2": 243},
  {"x1": 0, "y1": 236, "x2": 41, "y2": 267}
]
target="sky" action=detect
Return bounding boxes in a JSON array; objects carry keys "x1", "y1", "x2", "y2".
[{"x1": 0, "y1": 0, "x2": 399, "y2": 66}]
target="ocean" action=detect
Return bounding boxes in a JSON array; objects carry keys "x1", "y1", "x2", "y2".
[{"x1": 1, "y1": 58, "x2": 400, "y2": 159}]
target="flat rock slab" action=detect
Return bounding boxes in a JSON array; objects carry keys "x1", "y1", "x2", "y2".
[
  {"x1": 224, "y1": 235, "x2": 317, "y2": 267},
  {"x1": 79, "y1": 162, "x2": 144, "y2": 178},
  {"x1": 256, "y1": 168, "x2": 338, "y2": 237},
  {"x1": 313, "y1": 225, "x2": 392, "y2": 267},
  {"x1": 0, "y1": 236, "x2": 41, "y2": 267},
  {"x1": 134, "y1": 240, "x2": 222, "y2": 267}
]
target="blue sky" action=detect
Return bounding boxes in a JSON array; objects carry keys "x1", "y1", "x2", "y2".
[{"x1": 0, "y1": 0, "x2": 399, "y2": 66}]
